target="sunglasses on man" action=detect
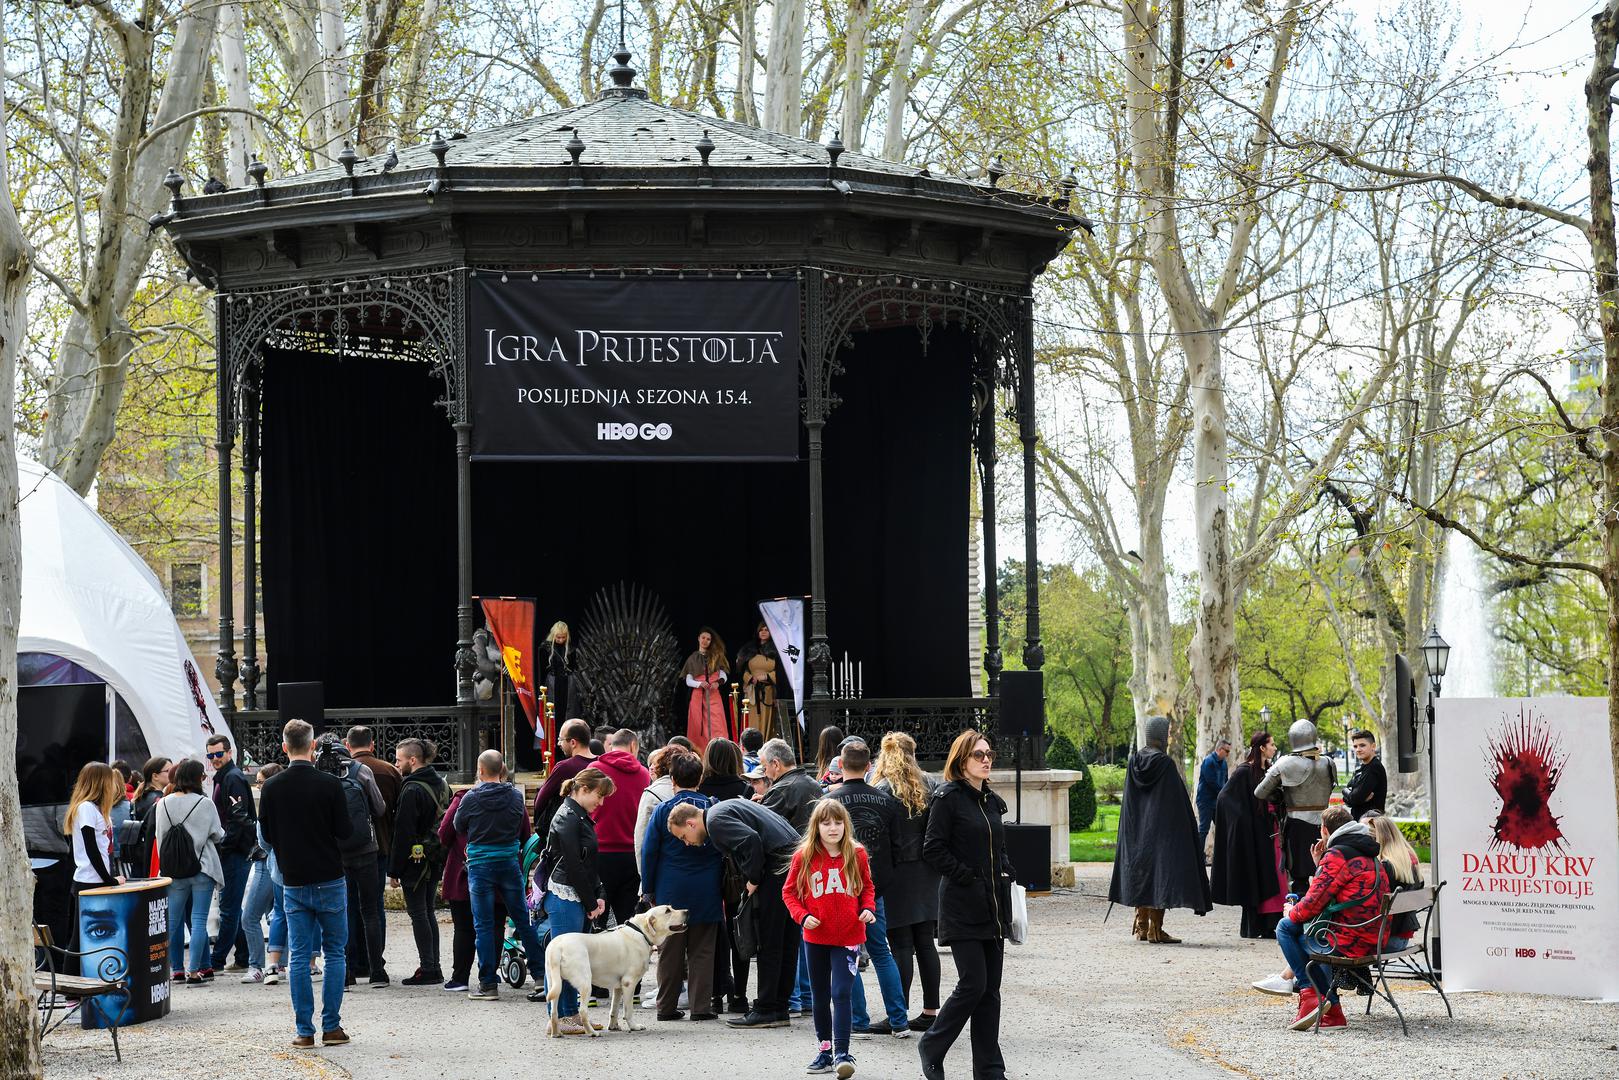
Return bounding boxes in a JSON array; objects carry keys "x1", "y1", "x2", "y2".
[{"x1": 206, "y1": 750, "x2": 226, "y2": 761}]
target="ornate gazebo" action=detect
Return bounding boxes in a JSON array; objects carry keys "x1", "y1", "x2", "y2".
[{"x1": 160, "y1": 49, "x2": 1086, "y2": 773}]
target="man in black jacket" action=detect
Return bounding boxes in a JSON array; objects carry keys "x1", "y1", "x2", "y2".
[
  {"x1": 1343, "y1": 730, "x2": 1388, "y2": 821},
  {"x1": 260, "y1": 719, "x2": 353, "y2": 1048},
  {"x1": 207, "y1": 734, "x2": 257, "y2": 973},
  {"x1": 670, "y1": 797, "x2": 800, "y2": 1028},
  {"x1": 758, "y1": 738, "x2": 821, "y2": 831},
  {"x1": 389, "y1": 738, "x2": 450, "y2": 985},
  {"x1": 827, "y1": 740, "x2": 912, "y2": 1038}
]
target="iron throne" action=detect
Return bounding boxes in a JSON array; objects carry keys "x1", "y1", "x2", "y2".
[{"x1": 576, "y1": 582, "x2": 681, "y2": 747}]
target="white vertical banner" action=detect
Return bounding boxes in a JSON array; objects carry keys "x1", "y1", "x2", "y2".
[
  {"x1": 758, "y1": 597, "x2": 806, "y2": 734},
  {"x1": 1435, "y1": 697, "x2": 1619, "y2": 1000}
]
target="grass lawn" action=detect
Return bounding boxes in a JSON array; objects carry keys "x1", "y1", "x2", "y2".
[
  {"x1": 1068, "y1": 808, "x2": 1431, "y2": 865},
  {"x1": 1070, "y1": 805, "x2": 1121, "y2": 862}
]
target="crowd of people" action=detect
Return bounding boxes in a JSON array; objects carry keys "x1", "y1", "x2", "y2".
[
  {"x1": 54, "y1": 720, "x2": 1017, "y2": 1078},
  {"x1": 1110, "y1": 715, "x2": 1416, "y2": 1031}
]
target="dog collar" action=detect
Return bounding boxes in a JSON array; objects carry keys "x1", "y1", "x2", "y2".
[{"x1": 626, "y1": 921, "x2": 654, "y2": 947}]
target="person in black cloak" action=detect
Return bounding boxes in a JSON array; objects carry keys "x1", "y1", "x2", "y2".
[
  {"x1": 1210, "y1": 730, "x2": 1288, "y2": 938},
  {"x1": 1108, "y1": 715, "x2": 1212, "y2": 943}
]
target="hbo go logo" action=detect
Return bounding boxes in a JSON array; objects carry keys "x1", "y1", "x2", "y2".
[{"x1": 597, "y1": 422, "x2": 673, "y2": 441}]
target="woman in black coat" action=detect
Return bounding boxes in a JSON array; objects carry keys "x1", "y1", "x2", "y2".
[
  {"x1": 874, "y1": 731, "x2": 943, "y2": 1030},
  {"x1": 1210, "y1": 731, "x2": 1286, "y2": 938},
  {"x1": 919, "y1": 729, "x2": 1014, "y2": 1080}
]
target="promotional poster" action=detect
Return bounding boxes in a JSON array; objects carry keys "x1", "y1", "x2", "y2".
[
  {"x1": 77, "y1": 878, "x2": 172, "y2": 1028},
  {"x1": 469, "y1": 277, "x2": 801, "y2": 462},
  {"x1": 1435, "y1": 698, "x2": 1619, "y2": 1000}
]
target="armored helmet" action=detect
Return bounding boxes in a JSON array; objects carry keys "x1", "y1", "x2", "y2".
[
  {"x1": 1144, "y1": 715, "x2": 1171, "y2": 751},
  {"x1": 1287, "y1": 718, "x2": 1319, "y2": 754}
]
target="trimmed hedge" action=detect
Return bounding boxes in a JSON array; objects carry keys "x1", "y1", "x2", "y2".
[
  {"x1": 1045, "y1": 731, "x2": 1098, "y2": 831},
  {"x1": 1396, "y1": 819, "x2": 1431, "y2": 847}
]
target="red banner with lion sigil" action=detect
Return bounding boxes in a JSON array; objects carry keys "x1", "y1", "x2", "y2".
[{"x1": 479, "y1": 597, "x2": 538, "y2": 733}]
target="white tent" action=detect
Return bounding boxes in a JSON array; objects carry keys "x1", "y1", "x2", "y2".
[{"x1": 18, "y1": 457, "x2": 231, "y2": 762}]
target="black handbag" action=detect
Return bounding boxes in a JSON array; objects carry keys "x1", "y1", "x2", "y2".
[{"x1": 731, "y1": 891, "x2": 759, "y2": 960}]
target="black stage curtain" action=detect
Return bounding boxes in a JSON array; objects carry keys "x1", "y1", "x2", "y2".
[
  {"x1": 823, "y1": 325, "x2": 971, "y2": 699},
  {"x1": 260, "y1": 349, "x2": 458, "y2": 709},
  {"x1": 258, "y1": 324, "x2": 970, "y2": 715}
]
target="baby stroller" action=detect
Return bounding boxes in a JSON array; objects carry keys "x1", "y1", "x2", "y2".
[{"x1": 499, "y1": 833, "x2": 548, "y2": 987}]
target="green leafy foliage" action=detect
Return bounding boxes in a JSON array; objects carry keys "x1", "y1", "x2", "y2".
[{"x1": 1045, "y1": 730, "x2": 1097, "y2": 829}]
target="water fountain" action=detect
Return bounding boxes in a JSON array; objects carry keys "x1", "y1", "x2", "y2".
[
  {"x1": 1434, "y1": 529, "x2": 1497, "y2": 696},
  {"x1": 1385, "y1": 530, "x2": 1500, "y2": 820}
]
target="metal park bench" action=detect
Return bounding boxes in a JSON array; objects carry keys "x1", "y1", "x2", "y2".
[
  {"x1": 33, "y1": 924, "x2": 127, "y2": 1061},
  {"x1": 1303, "y1": 881, "x2": 1453, "y2": 1036}
]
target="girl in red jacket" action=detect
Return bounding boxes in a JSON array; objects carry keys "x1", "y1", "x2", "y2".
[{"x1": 784, "y1": 800, "x2": 875, "y2": 1078}]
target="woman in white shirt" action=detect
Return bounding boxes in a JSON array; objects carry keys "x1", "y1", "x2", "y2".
[
  {"x1": 62, "y1": 762, "x2": 124, "y2": 971},
  {"x1": 155, "y1": 758, "x2": 225, "y2": 983},
  {"x1": 65, "y1": 762, "x2": 123, "y2": 891}
]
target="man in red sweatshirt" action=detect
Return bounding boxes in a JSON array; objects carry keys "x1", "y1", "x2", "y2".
[{"x1": 592, "y1": 729, "x2": 652, "y2": 931}]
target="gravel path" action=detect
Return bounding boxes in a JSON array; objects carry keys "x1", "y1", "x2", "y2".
[{"x1": 40, "y1": 866, "x2": 1616, "y2": 1079}]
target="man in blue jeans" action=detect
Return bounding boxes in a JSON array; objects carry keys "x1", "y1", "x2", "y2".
[
  {"x1": 259, "y1": 719, "x2": 353, "y2": 1048},
  {"x1": 207, "y1": 734, "x2": 257, "y2": 973},
  {"x1": 826, "y1": 741, "x2": 911, "y2": 1038},
  {"x1": 454, "y1": 750, "x2": 548, "y2": 1002}
]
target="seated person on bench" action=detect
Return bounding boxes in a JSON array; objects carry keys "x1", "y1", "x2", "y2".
[{"x1": 1275, "y1": 804, "x2": 1390, "y2": 1031}]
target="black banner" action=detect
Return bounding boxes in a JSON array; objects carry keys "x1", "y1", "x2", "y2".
[{"x1": 469, "y1": 277, "x2": 801, "y2": 461}]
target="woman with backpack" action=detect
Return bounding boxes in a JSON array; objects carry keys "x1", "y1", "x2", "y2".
[
  {"x1": 389, "y1": 738, "x2": 450, "y2": 986},
  {"x1": 155, "y1": 758, "x2": 225, "y2": 984}
]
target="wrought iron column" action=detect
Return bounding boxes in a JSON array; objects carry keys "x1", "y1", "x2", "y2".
[
  {"x1": 239, "y1": 375, "x2": 261, "y2": 709},
  {"x1": 803, "y1": 271, "x2": 831, "y2": 699},
  {"x1": 1017, "y1": 298, "x2": 1043, "y2": 672},
  {"x1": 454, "y1": 420, "x2": 475, "y2": 703},
  {"x1": 215, "y1": 420, "x2": 237, "y2": 712},
  {"x1": 977, "y1": 376, "x2": 1002, "y2": 696}
]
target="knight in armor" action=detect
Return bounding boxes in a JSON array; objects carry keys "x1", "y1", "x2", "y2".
[
  {"x1": 1253, "y1": 719, "x2": 1337, "y2": 896},
  {"x1": 1108, "y1": 716, "x2": 1212, "y2": 943}
]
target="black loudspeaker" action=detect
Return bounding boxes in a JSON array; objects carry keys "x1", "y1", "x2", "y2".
[
  {"x1": 999, "y1": 670, "x2": 1044, "y2": 739},
  {"x1": 278, "y1": 681, "x2": 325, "y2": 734},
  {"x1": 1394, "y1": 655, "x2": 1419, "y2": 773},
  {"x1": 1004, "y1": 823, "x2": 1051, "y2": 892}
]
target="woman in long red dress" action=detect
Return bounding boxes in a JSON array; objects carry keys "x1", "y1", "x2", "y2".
[{"x1": 682, "y1": 627, "x2": 732, "y2": 753}]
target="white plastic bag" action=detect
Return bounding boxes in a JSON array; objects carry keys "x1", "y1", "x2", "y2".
[{"x1": 1008, "y1": 881, "x2": 1029, "y2": 945}]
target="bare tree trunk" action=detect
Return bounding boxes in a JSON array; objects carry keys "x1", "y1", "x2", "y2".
[
  {"x1": 882, "y1": 0, "x2": 925, "y2": 160},
  {"x1": 1120, "y1": 0, "x2": 1301, "y2": 757},
  {"x1": 763, "y1": 0, "x2": 805, "y2": 133},
  {"x1": 397, "y1": 0, "x2": 441, "y2": 140},
  {"x1": 0, "y1": 4, "x2": 40, "y2": 1069},
  {"x1": 318, "y1": 0, "x2": 351, "y2": 143},
  {"x1": 1585, "y1": 3, "x2": 1619, "y2": 843},
  {"x1": 38, "y1": 1, "x2": 219, "y2": 495},
  {"x1": 356, "y1": 0, "x2": 401, "y2": 152},
  {"x1": 218, "y1": 1, "x2": 254, "y2": 186},
  {"x1": 735, "y1": 0, "x2": 758, "y2": 123},
  {"x1": 840, "y1": 0, "x2": 869, "y2": 150}
]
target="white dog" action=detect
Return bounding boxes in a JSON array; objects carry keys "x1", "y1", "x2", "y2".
[{"x1": 543, "y1": 905, "x2": 689, "y2": 1037}]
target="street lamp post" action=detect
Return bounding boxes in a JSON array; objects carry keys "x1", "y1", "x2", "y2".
[
  {"x1": 1259, "y1": 704, "x2": 1271, "y2": 733},
  {"x1": 1342, "y1": 711, "x2": 1353, "y2": 764},
  {"x1": 1421, "y1": 625, "x2": 1451, "y2": 969}
]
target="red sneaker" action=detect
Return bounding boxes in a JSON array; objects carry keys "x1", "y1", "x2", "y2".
[
  {"x1": 1319, "y1": 1001, "x2": 1347, "y2": 1029},
  {"x1": 1289, "y1": 987, "x2": 1326, "y2": 1031}
]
